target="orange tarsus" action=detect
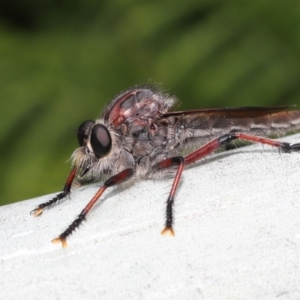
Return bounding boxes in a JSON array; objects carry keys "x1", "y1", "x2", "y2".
[
  {"x1": 52, "y1": 237, "x2": 68, "y2": 248},
  {"x1": 31, "y1": 208, "x2": 43, "y2": 217},
  {"x1": 161, "y1": 226, "x2": 175, "y2": 236}
]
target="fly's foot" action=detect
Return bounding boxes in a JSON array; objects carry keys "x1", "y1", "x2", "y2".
[
  {"x1": 30, "y1": 207, "x2": 43, "y2": 217},
  {"x1": 161, "y1": 226, "x2": 175, "y2": 236},
  {"x1": 52, "y1": 237, "x2": 68, "y2": 248},
  {"x1": 291, "y1": 143, "x2": 300, "y2": 151},
  {"x1": 280, "y1": 142, "x2": 300, "y2": 153}
]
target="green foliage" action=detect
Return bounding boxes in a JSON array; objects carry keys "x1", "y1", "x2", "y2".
[{"x1": 1, "y1": 0, "x2": 300, "y2": 204}]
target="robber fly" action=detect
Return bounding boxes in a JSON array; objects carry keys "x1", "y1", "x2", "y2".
[{"x1": 31, "y1": 86, "x2": 300, "y2": 247}]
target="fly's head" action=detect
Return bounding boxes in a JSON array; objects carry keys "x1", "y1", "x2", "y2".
[{"x1": 71, "y1": 119, "x2": 121, "y2": 181}]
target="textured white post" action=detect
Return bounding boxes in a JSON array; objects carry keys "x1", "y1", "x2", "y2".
[{"x1": 1, "y1": 134, "x2": 300, "y2": 300}]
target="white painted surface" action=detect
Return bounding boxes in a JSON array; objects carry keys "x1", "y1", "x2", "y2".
[{"x1": 1, "y1": 134, "x2": 300, "y2": 300}]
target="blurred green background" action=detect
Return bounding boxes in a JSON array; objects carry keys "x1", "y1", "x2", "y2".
[{"x1": 1, "y1": 0, "x2": 300, "y2": 205}]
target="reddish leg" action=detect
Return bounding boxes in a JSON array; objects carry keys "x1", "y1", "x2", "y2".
[
  {"x1": 31, "y1": 167, "x2": 77, "y2": 216},
  {"x1": 156, "y1": 132, "x2": 300, "y2": 236},
  {"x1": 185, "y1": 132, "x2": 300, "y2": 165},
  {"x1": 52, "y1": 168, "x2": 134, "y2": 248},
  {"x1": 156, "y1": 156, "x2": 185, "y2": 236}
]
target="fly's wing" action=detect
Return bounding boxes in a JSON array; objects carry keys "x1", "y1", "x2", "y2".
[{"x1": 159, "y1": 106, "x2": 300, "y2": 150}]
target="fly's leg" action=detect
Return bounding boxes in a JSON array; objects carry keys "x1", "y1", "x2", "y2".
[
  {"x1": 155, "y1": 137, "x2": 235, "y2": 235},
  {"x1": 30, "y1": 167, "x2": 77, "y2": 216},
  {"x1": 184, "y1": 132, "x2": 300, "y2": 166},
  {"x1": 155, "y1": 157, "x2": 185, "y2": 236},
  {"x1": 52, "y1": 168, "x2": 134, "y2": 248},
  {"x1": 156, "y1": 132, "x2": 300, "y2": 236},
  {"x1": 234, "y1": 133, "x2": 300, "y2": 153}
]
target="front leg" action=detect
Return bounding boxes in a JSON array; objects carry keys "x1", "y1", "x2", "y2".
[
  {"x1": 30, "y1": 167, "x2": 77, "y2": 216},
  {"x1": 52, "y1": 168, "x2": 134, "y2": 248}
]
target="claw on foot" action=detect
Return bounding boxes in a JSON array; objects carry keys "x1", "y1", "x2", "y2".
[
  {"x1": 52, "y1": 237, "x2": 68, "y2": 248},
  {"x1": 161, "y1": 226, "x2": 175, "y2": 236},
  {"x1": 30, "y1": 208, "x2": 43, "y2": 217}
]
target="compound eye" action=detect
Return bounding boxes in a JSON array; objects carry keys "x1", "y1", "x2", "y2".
[
  {"x1": 77, "y1": 120, "x2": 95, "y2": 146},
  {"x1": 90, "y1": 124, "x2": 112, "y2": 158}
]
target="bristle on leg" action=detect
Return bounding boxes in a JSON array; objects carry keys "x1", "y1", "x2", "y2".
[{"x1": 52, "y1": 237, "x2": 68, "y2": 248}]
